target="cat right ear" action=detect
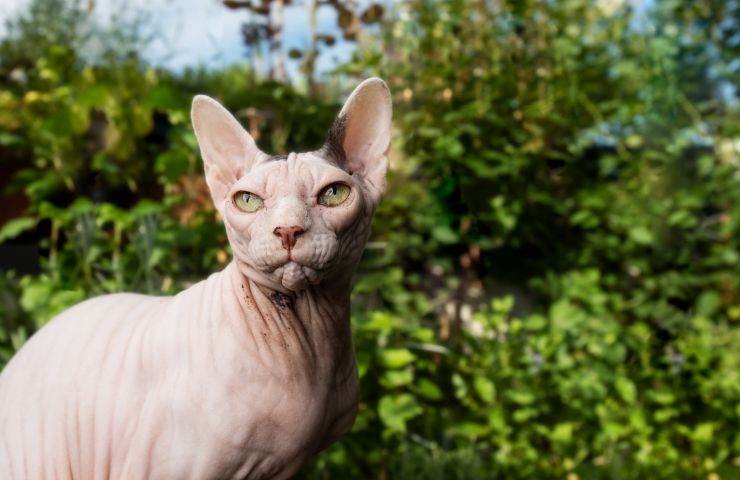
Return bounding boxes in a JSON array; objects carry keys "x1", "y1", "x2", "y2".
[
  {"x1": 191, "y1": 95, "x2": 264, "y2": 211},
  {"x1": 326, "y1": 78, "x2": 392, "y2": 203}
]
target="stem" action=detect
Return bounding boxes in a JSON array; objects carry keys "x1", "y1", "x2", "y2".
[
  {"x1": 305, "y1": 0, "x2": 318, "y2": 91},
  {"x1": 50, "y1": 221, "x2": 59, "y2": 282},
  {"x1": 113, "y1": 225, "x2": 123, "y2": 289},
  {"x1": 271, "y1": 0, "x2": 286, "y2": 82}
]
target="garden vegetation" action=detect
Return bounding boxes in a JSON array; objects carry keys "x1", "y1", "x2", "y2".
[{"x1": 0, "y1": 0, "x2": 738, "y2": 478}]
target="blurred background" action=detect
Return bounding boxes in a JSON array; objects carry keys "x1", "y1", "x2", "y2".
[{"x1": 0, "y1": 0, "x2": 738, "y2": 478}]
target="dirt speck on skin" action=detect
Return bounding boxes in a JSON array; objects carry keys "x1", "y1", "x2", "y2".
[
  {"x1": 241, "y1": 283, "x2": 256, "y2": 307},
  {"x1": 270, "y1": 292, "x2": 293, "y2": 310}
]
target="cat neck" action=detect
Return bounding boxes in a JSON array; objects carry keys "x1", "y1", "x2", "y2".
[{"x1": 217, "y1": 261, "x2": 355, "y2": 378}]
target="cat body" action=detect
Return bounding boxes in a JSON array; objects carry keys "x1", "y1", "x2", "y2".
[
  {"x1": 0, "y1": 78, "x2": 392, "y2": 479},
  {"x1": 0, "y1": 264, "x2": 357, "y2": 479}
]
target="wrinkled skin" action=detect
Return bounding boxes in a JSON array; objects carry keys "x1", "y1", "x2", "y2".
[{"x1": 0, "y1": 78, "x2": 392, "y2": 479}]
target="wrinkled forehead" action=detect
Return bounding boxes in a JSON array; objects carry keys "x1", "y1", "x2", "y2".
[{"x1": 238, "y1": 151, "x2": 348, "y2": 196}]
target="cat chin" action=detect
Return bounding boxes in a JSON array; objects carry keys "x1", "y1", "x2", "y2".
[{"x1": 274, "y1": 261, "x2": 321, "y2": 291}]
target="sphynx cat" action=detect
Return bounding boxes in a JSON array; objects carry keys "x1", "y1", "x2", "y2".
[{"x1": 0, "y1": 78, "x2": 392, "y2": 479}]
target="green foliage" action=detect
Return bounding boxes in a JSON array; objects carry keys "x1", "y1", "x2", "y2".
[
  {"x1": 1, "y1": 0, "x2": 740, "y2": 478},
  {"x1": 318, "y1": 0, "x2": 739, "y2": 477},
  {"x1": 304, "y1": 285, "x2": 740, "y2": 479}
]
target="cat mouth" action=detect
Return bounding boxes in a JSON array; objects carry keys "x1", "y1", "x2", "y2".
[{"x1": 273, "y1": 261, "x2": 321, "y2": 290}]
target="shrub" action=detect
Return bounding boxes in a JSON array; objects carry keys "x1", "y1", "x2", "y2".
[{"x1": 1, "y1": 0, "x2": 739, "y2": 478}]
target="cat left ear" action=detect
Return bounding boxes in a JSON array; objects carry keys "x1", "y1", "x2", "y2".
[
  {"x1": 191, "y1": 95, "x2": 265, "y2": 211},
  {"x1": 326, "y1": 78, "x2": 392, "y2": 202}
]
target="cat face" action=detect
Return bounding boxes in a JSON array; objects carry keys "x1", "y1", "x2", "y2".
[{"x1": 191, "y1": 78, "x2": 392, "y2": 292}]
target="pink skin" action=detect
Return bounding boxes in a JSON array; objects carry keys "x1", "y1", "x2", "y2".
[
  {"x1": 226, "y1": 152, "x2": 366, "y2": 292},
  {"x1": 0, "y1": 78, "x2": 392, "y2": 479}
]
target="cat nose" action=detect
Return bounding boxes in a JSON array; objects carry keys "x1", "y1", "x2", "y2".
[{"x1": 273, "y1": 226, "x2": 305, "y2": 251}]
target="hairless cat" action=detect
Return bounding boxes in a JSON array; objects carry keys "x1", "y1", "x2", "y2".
[{"x1": 0, "y1": 78, "x2": 392, "y2": 479}]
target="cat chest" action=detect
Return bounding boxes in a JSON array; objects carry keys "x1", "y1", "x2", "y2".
[{"x1": 175, "y1": 367, "x2": 357, "y2": 478}]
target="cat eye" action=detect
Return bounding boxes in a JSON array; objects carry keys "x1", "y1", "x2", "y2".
[
  {"x1": 233, "y1": 191, "x2": 264, "y2": 213},
  {"x1": 318, "y1": 183, "x2": 351, "y2": 207}
]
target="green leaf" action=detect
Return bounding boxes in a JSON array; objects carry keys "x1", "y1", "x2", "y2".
[
  {"x1": 377, "y1": 394, "x2": 422, "y2": 433},
  {"x1": 448, "y1": 421, "x2": 489, "y2": 439},
  {"x1": 550, "y1": 422, "x2": 574, "y2": 445},
  {"x1": 19, "y1": 278, "x2": 53, "y2": 314},
  {"x1": 615, "y1": 376, "x2": 637, "y2": 404},
  {"x1": 148, "y1": 248, "x2": 166, "y2": 268},
  {"x1": 431, "y1": 225, "x2": 458, "y2": 244},
  {"x1": 473, "y1": 375, "x2": 496, "y2": 403},
  {"x1": 452, "y1": 373, "x2": 468, "y2": 399},
  {"x1": 380, "y1": 368, "x2": 414, "y2": 388},
  {"x1": 0, "y1": 132, "x2": 23, "y2": 146},
  {"x1": 378, "y1": 348, "x2": 416, "y2": 369},
  {"x1": 628, "y1": 226, "x2": 653, "y2": 245},
  {"x1": 356, "y1": 351, "x2": 370, "y2": 379},
  {"x1": 358, "y1": 312, "x2": 394, "y2": 331},
  {"x1": 507, "y1": 389, "x2": 535, "y2": 405},
  {"x1": 695, "y1": 291, "x2": 722, "y2": 317},
  {"x1": 512, "y1": 407, "x2": 537, "y2": 423},
  {"x1": 691, "y1": 423, "x2": 715, "y2": 446},
  {"x1": 415, "y1": 378, "x2": 443, "y2": 401},
  {"x1": 654, "y1": 407, "x2": 679, "y2": 423},
  {"x1": 0, "y1": 217, "x2": 37, "y2": 243},
  {"x1": 650, "y1": 390, "x2": 675, "y2": 405},
  {"x1": 155, "y1": 151, "x2": 190, "y2": 182}
]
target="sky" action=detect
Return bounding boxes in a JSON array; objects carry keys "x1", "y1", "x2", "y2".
[
  {"x1": 0, "y1": 0, "x2": 664, "y2": 79},
  {"x1": 0, "y1": 0, "x2": 362, "y2": 75}
]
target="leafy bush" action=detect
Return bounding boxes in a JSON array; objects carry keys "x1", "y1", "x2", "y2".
[
  {"x1": 1, "y1": 0, "x2": 739, "y2": 478},
  {"x1": 309, "y1": 0, "x2": 740, "y2": 477}
]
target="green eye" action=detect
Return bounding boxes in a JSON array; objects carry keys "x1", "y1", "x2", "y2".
[
  {"x1": 233, "y1": 191, "x2": 264, "y2": 213},
  {"x1": 318, "y1": 183, "x2": 351, "y2": 207}
]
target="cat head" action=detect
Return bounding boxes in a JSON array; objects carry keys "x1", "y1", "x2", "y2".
[{"x1": 191, "y1": 78, "x2": 392, "y2": 292}]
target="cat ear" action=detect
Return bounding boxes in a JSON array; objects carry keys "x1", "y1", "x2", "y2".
[
  {"x1": 327, "y1": 78, "x2": 392, "y2": 201},
  {"x1": 191, "y1": 95, "x2": 264, "y2": 211}
]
